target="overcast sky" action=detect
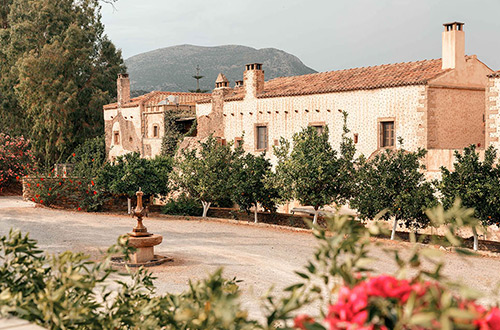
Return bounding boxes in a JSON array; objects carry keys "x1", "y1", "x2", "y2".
[{"x1": 101, "y1": 0, "x2": 500, "y2": 73}]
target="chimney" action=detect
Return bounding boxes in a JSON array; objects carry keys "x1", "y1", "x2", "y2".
[
  {"x1": 117, "y1": 73, "x2": 130, "y2": 107},
  {"x1": 235, "y1": 80, "x2": 244, "y2": 88},
  {"x1": 243, "y1": 63, "x2": 264, "y2": 98},
  {"x1": 215, "y1": 73, "x2": 229, "y2": 89},
  {"x1": 442, "y1": 22, "x2": 465, "y2": 70}
]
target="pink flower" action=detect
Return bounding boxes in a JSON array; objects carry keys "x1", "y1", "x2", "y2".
[
  {"x1": 365, "y1": 275, "x2": 413, "y2": 302},
  {"x1": 477, "y1": 308, "x2": 500, "y2": 330}
]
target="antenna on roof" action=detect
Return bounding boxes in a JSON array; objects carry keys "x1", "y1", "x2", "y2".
[{"x1": 189, "y1": 65, "x2": 209, "y2": 93}]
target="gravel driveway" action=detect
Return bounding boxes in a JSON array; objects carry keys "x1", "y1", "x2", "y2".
[{"x1": 1, "y1": 196, "x2": 499, "y2": 320}]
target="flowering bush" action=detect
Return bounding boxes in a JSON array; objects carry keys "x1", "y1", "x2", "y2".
[
  {"x1": 0, "y1": 134, "x2": 35, "y2": 190},
  {"x1": 27, "y1": 173, "x2": 107, "y2": 211},
  {"x1": 293, "y1": 275, "x2": 500, "y2": 330}
]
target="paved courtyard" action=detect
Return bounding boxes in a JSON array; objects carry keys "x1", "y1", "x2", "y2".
[{"x1": 1, "y1": 196, "x2": 500, "y2": 320}]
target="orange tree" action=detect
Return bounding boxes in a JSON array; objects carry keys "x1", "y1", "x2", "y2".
[
  {"x1": 231, "y1": 151, "x2": 279, "y2": 223},
  {"x1": 350, "y1": 145, "x2": 437, "y2": 240},
  {"x1": 439, "y1": 145, "x2": 500, "y2": 250},
  {"x1": 274, "y1": 112, "x2": 356, "y2": 225}
]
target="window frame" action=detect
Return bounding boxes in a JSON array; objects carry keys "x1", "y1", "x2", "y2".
[
  {"x1": 254, "y1": 123, "x2": 269, "y2": 152},
  {"x1": 152, "y1": 124, "x2": 160, "y2": 138},
  {"x1": 308, "y1": 121, "x2": 327, "y2": 135},
  {"x1": 378, "y1": 118, "x2": 396, "y2": 149},
  {"x1": 113, "y1": 131, "x2": 120, "y2": 145}
]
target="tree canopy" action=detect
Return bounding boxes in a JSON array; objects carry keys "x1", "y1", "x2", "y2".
[
  {"x1": 0, "y1": 0, "x2": 124, "y2": 167},
  {"x1": 351, "y1": 145, "x2": 437, "y2": 239}
]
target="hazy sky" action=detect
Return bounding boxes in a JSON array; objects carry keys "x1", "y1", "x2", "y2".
[{"x1": 101, "y1": 0, "x2": 500, "y2": 73}]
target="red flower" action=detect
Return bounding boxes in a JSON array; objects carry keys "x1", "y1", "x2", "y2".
[
  {"x1": 40, "y1": 200, "x2": 43, "y2": 204},
  {"x1": 27, "y1": 183, "x2": 30, "y2": 187},
  {"x1": 40, "y1": 178, "x2": 44, "y2": 181},
  {"x1": 294, "y1": 314, "x2": 315, "y2": 330},
  {"x1": 36, "y1": 183, "x2": 39, "y2": 187},
  {"x1": 59, "y1": 182, "x2": 62, "y2": 186},
  {"x1": 77, "y1": 207, "x2": 82, "y2": 211},
  {"x1": 31, "y1": 197, "x2": 35, "y2": 202},
  {"x1": 72, "y1": 153, "x2": 76, "y2": 157},
  {"x1": 78, "y1": 181, "x2": 81, "y2": 185},
  {"x1": 93, "y1": 191, "x2": 97, "y2": 195},
  {"x1": 365, "y1": 275, "x2": 413, "y2": 302},
  {"x1": 49, "y1": 187, "x2": 52, "y2": 191},
  {"x1": 91, "y1": 180, "x2": 95, "y2": 186},
  {"x1": 477, "y1": 308, "x2": 500, "y2": 330},
  {"x1": 16, "y1": 176, "x2": 20, "y2": 180}
]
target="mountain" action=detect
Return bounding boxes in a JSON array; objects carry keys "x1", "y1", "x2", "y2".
[{"x1": 124, "y1": 44, "x2": 317, "y2": 93}]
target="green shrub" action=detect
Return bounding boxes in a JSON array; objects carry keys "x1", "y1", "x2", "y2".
[{"x1": 162, "y1": 193, "x2": 203, "y2": 216}]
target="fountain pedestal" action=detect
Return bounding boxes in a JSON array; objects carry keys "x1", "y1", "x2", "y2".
[{"x1": 128, "y1": 234, "x2": 163, "y2": 264}]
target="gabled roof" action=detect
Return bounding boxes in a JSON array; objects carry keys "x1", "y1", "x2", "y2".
[
  {"x1": 197, "y1": 58, "x2": 452, "y2": 104},
  {"x1": 259, "y1": 58, "x2": 448, "y2": 98},
  {"x1": 104, "y1": 91, "x2": 210, "y2": 110}
]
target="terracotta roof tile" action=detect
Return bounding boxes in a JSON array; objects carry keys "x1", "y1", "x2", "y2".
[
  {"x1": 215, "y1": 73, "x2": 229, "y2": 83},
  {"x1": 258, "y1": 58, "x2": 449, "y2": 98},
  {"x1": 104, "y1": 91, "x2": 210, "y2": 109}
]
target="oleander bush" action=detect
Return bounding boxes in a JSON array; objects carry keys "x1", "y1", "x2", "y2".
[
  {"x1": 1, "y1": 202, "x2": 499, "y2": 330},
  {"x1": 0, "y1": 134, "x2": 35, "y2": 190}
]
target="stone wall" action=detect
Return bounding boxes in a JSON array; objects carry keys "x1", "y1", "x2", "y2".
[
  {"x1": 427, "y1": 86, "x2": 485, "y2": 149},
  {"x1": 104, "y1": 106, "x2": 143, "y2": 160},
  {"x1": 486, "y1": 76, "x2": 500, "y2": 150},
  {"x1": 217, "y1": 85, "x2": 427, "y2": 165}
]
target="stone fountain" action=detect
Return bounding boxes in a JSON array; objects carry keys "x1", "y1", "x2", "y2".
[{"x1": 115, "y1": 188, "x2": 170, "y2": 267}]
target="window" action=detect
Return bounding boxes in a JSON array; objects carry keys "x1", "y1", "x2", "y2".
[
  {"x1": 380, "y1": 121, "x2": 395, "y2": 148},
  {"x1": 153, "y1": 124, "x2": 159, "y2": 138},
  {"x1": 234, "y1": 137, "x2": 243, "y2": 148},
  {"x1": 312, "y1": 125, "x2": 325, "y2": 135},
  {"x1": 255, "y1": 125, "x2": 268, "y2": 151},
  {"x1": 113, "y1": 132, "x2": 119, "y2": 144},
  {"x1": 309, "y1": 122, "x2": 326, "y2": 135},
  {"x1": 354, "y1": 133, "x2": 359, "y2": 144}
]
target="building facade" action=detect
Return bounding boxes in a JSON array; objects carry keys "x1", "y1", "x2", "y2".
[
  {"x1": 196, "y1": 22, "x2": 494, "y2": 177},
  {"x1": 103, "y1": 73, "x2": 209, "y2": 159}
]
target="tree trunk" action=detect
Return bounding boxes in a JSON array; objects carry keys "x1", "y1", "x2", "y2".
[
  {"x1": 254, "y1": 202, "x2": 259, "y2": 223},
  {"x1": 472, "y1": 226, "x2": 479, "y2": 251},
  {"x1": 313, "y1": 208, "x2": 319, "y2": 225},
  {"x1": 391, "y1": 218, "x2": 398, "y2": 240},
  {"x1": 201, "y1": 201, "x2": 211, "y2": 218},
  {"x1": 127, "y1": 198, "x2": 131, "y2": 214}
]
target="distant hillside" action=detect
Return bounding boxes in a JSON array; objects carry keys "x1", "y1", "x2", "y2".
[{"x1": 125, "y1": 44, "x2": 317, "y2": 93}]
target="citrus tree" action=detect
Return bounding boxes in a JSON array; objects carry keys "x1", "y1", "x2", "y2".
[
  {"x1": 172, "y1": 136, "x2": 243, "y2": 218},
  {"x1": 231, "y1": 152, "x2": 279, "y2": 223},
  {"x1": 274, "y1": 112, "x2": 356, "y2": 224},
  {"x1": 439, "y1": 144, "x2": 500, "y2": 250},
  {"x1": 351, "y1": 145, "x2": 437, "y2": 240}
]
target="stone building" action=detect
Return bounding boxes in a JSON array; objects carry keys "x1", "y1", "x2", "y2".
[
  {"x1": 196, "y1": 22, "x2": 494, "y2": 177},
  {"x1": 103, "y1": 73, "x2": 209, "y2": 159}
]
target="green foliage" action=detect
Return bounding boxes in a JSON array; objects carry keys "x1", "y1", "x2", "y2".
[
  {"x1": 172, "y1": 136, "x2": 243, "y2": 217},
  {"x1": 440, "y1": 145, "x2": 500, "y2": 227},
  {"x1": 0, "y1": 202, "x2": 495, "y2": 329},
  {"x1": 98, "y1": 152, "x2": 171, "y2": 199},
  {"x1": 162, "y1": 193, "x2": 203, "y2": 216},
  {"x1": 231, "y1": 151, "x2": 279, "y2": 220},
  {"x1": 0, "y1": 134, "x2": 35, "y2": 189},
  {"x1": 351, "y1": 147, "x2": 437, "y2": 231},
  {"x1": 0, "y1": 230, "x2": 257, "y2": 330},
  {"x1": 274, "y1": 113, "x2": 356, "y2": 221},
  {"x1": 67, "y1": 136, "x2": 106, "y2": 179},
  {"x1": 0, "y1": 0, "x2": 124, "y2": 166},
  {"x1": 161, "y1": 110, "x2": 183, "y2": 157}
]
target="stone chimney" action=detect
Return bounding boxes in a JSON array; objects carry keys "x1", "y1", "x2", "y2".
[
  {"x1": 442, "y1": 22, "x2": 465, "y2": 70},
  {"x1": 215, "y1": 73, "x2": 229, "y2": 89},
  {"x1": 243, "y1": 63, "x2": 264, "y2": 98},
  {"x1": 117, "y1": 73, "x2": 130, "y2": 107}
]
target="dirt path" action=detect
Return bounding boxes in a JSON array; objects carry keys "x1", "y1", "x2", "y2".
[{"x1": 1, "y1": 196, "x2": 499, "y2": 320}]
